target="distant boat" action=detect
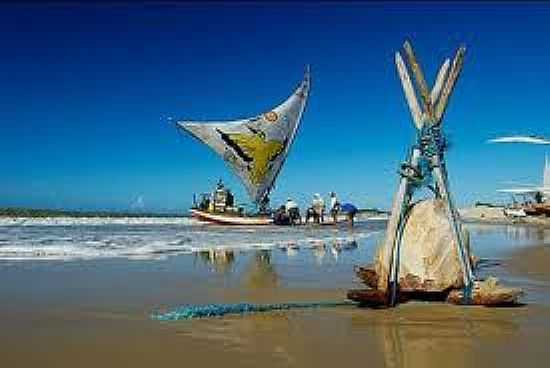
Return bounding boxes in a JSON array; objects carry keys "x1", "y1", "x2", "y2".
[
  {"x1": 176, "y1": 68, "x2": 311, "y2": 225},
  {"x1": 498, "y1": 155, "x2": 550, "y2": 217}
]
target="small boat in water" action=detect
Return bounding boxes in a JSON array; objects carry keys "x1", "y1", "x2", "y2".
[
  {"x1": 190, "y1": 209, "x2": 273, "y2": 225},
  {"x1": 177, "y1": 67, "x2": 311, "y2": 225},
  {"x1": 190, "y1": 180, "x2": 273, "y2": 225}
]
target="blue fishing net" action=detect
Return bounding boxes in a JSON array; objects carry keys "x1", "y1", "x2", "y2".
[{"x1": 152, "y1": 301, "x2": 355, "y2": 321}]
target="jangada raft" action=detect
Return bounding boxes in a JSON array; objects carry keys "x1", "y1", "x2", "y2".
[{"x1": 176, "y1": 68, "x2": 311, "y2": 225}]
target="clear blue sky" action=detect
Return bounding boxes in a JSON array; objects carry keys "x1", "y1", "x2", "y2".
[{"x1": 1, "y1": 2, "x2": 550, "y2": 212}]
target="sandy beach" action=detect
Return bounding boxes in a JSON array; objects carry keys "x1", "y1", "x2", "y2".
[{"x1": 0, "y1": 220, "x2": 549, "y2": 367}]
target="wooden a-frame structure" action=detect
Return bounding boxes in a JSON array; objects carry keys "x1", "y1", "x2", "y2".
[{"x1": 381, "y1": 41, "x2": 475, "y2": 307}]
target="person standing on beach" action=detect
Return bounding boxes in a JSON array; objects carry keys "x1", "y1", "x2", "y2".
[
  {"x1": 285, "y1": 198, "x2": 301, "y2": 225},
  {"x1": 340, "y1": 203, "x2": 358, "y2": 228},
  {"x1": 329, "y1": 192, "x2": 340, "y2": 224},
  {"x1": 312, "y1": 193, "x2": 325, "y2": 223}
]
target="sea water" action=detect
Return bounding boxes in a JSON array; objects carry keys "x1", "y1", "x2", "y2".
[{"x1": 0, "y1": 217, "x2": 386, "y2": 261}]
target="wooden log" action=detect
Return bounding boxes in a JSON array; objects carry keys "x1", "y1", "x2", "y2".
[
  {"x1": 447, "y1": 277, "x2": 524, "y2": 306},
  {"x1": 347, "y1": 288, "x2": 450, "y2": 307},
  {"x1": 430, "y1": 58, "x2": 450, "y2": 107},
  {"x1": 435, "y1": 46, "x2": 466, "y2": 123},
  {"x1": 347, "y1": 289, "x2": 390, "y2": 307},
  {"x1": 349, "y1": 279, "x2": 523, "y2": 308},
  {"x1": 403, "y1": 41, "x2": 434, "y2": 120},
  {"x1": 354, "y1": 265, "x2": 379, "y2": 289},
  {"x1": 431, "y1": 158, "x2": 475, "y2": 287},
  {"x1": 380, "y1": 148, "x2": 422, "y2": 294},
  {"x1": 395, "y1": 52, "x2": 423, "y2": 129}
]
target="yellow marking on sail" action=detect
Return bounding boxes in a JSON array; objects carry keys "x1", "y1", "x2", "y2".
[{"x1": 227, "y1": 132, "x2": 284, "y2": 184}]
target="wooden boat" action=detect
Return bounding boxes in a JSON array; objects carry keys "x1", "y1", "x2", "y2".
[
  {"x1": 190, "y1": 209, "x2": 273, "y2": 225},
  {"x1": 176, "y1": 67, "x2": 311, "y2": 224},
  {"x1": 525, "y1": 203, "x2": 550, "y2": 217}
]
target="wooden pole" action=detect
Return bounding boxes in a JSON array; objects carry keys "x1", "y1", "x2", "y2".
[
  {"x1": 386, "y1": 148, "x2": 421, "y2": 306},
  {"x1": 431, "y1": 156, "x2": 474, "y2": 287},
  {"x1": 435, "y1": 46, "x2": 466, "y2": 123},
  {"x1": 395, "y1": 52, "x2": 423, "y2": 129},
  {"x1": 431, "y1": 59, "x2": 450, "y2": 108},
  {"x1": 403, "y1": 41, "x2": 434, "y2": 120},
  {"x1": 380, "y1": 167, "x2": 410, "y2": 292}
]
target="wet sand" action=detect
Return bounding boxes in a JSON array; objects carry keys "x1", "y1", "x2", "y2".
[
  {"x1": 508, "y1": 244, "x2": 550, "y2": 282},
  {"x1": 1, "y1": 224, "x2": 550, "y2": 367}
]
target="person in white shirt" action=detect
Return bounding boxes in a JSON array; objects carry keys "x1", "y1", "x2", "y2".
[
  {"x1": 285, "y1": 198, "x2": 298, "y2": 211},
  {"x1": 311, "y1": 193, "x2": 325, "y2": 223},
  {"x1": 329, "y1": 192, "x2": 340, "y2": 223},
  {"x1": 285, "y1": 198, "x2": 301, "y2": 225}
]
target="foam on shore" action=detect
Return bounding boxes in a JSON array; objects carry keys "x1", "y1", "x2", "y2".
[
  {"x1": 0, "y1": 219, "x2": 381, "y2": 261},
  {"x1": 0, "y1": 216, "x2": 199, "y2": 227}
]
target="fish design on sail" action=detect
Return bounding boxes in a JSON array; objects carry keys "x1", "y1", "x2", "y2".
[
  {"x1": 217, "y1": 128, "x2": 285, "y2": 185},
  {"x1": 176, "y1": 67, "x2": 310, "y2": 205}
]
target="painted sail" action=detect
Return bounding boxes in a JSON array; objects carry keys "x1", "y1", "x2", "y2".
[{"x1": 177, "y1": 68, "x2": 310, "y2": 205}]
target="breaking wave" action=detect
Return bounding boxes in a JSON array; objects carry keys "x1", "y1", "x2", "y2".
[
  {"x1": 0, "y1": 216, "x2": 199, "y2": 227},
  {"x1": 0, "y1": 218, "x2": 383, "y2": 261}
]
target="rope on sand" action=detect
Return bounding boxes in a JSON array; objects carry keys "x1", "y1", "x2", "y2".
[{"x1": 152, "y1": 301, "x2": 356, "y2": 321}]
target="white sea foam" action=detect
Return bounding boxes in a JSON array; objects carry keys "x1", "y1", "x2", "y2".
[
  {"x1": 0, "y1": 216, "x2": 199, "y2": 227},
  {"x1": 0, "y1": 219, "x2": 383, "y2": 261}
]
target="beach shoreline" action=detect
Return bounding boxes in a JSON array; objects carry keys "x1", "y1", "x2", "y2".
[
  {"x1": 1, "y1": 222, "x2": 550, "y2": 367},
  {"x1": 461, "y1": 206, "x2": 550, "y2": 228}
]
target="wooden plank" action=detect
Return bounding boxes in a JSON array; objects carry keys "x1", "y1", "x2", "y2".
[
  {"x1": 395, "y1": 52, "x2": 423, "y2": 129},
  {"x1": 430, "y1": 58, "x2": 450, "y2": 107},
  {"x1": 403, "y1": 41, "x2": 433, "y2": 121},
  {"x1": 435, "y1": 46, "x2": 466, "y2": 123},
  {"x1": 447, "y1": 278, "x2": 523, "y2": 306},
  {"x1": 347, "y1": 289, "x2": 389, "y2": 307},
  {"x1": 431, "y1": 158, "x2": 474, "y2": 287},
  {"x1": 347, "y1": 289, "x2": 449, "y2": 307},
  {"x1": 384, "y1": 148, "x2": 421, "y2": 302},
  {"x1": 379, "y1": 172, "x2": 409, "y2": 292},
  {"x1": 349, "y1": 284, "x2": 522, "y2": 307},
  {"x1": 354, "y1": 266, "x2": 379, "y2": 289}
]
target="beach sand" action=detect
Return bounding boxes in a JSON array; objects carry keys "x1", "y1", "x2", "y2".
[{"x1": 1, "y1": 223, "x2": 550, "y2": 367}]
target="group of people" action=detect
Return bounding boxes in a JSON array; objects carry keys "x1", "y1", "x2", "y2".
[{"x1": 273, "y1": 192, "x2": 358, "y2": 226}]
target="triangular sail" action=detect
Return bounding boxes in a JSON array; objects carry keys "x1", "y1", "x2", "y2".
[{"x1": 177, "y1": 68, "x2": 311, "y2": 205}]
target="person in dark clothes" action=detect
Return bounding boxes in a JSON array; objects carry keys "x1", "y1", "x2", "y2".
[{"x1": 340, "y1": 203, "x2": 358, "y2": 227}]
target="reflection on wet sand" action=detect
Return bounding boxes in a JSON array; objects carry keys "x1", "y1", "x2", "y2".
[
  {"x1": 311, "y1": 243, "x2": 326, "y2": 264},
  {"x1": 195, "y1": 249, "x2": 236, "y2": 274},
  {"x1": 467, "y1": 223, "x2": 550, "y2": 243},
  {"x1": 276, "y1": 238, "x2": 359, "y2": 264},
  {"x1": 245, "y1": 250, "x2": 279, "y2": 289},
  {"x1": 354, "y1": 305, "x2": 521, "y2": 368},
  {"x1": 502, "y1": 226, "x2": 548, "y2": 242},
  {"x1": 192, "y1": 236, "x2": 360, "y2": 278},
  {"x1": 508, "y1": 243, "x2": 550, "y2": 282},
  {"x1": 172, "y1": 303, "x2": 528, "y2": 368}
]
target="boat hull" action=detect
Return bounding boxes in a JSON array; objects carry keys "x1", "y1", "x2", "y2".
[{"x1": 190, "y1": 209, "x2": 273, "y2": 225}]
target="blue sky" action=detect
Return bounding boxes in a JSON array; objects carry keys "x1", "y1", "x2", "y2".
[{"x1": 1, "y1": 2, "x2": 550, "y2": 212}]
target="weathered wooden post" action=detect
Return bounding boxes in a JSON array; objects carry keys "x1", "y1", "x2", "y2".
[{"x1": 382, "y1": 40, "x2": 474, "y2": 307}]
